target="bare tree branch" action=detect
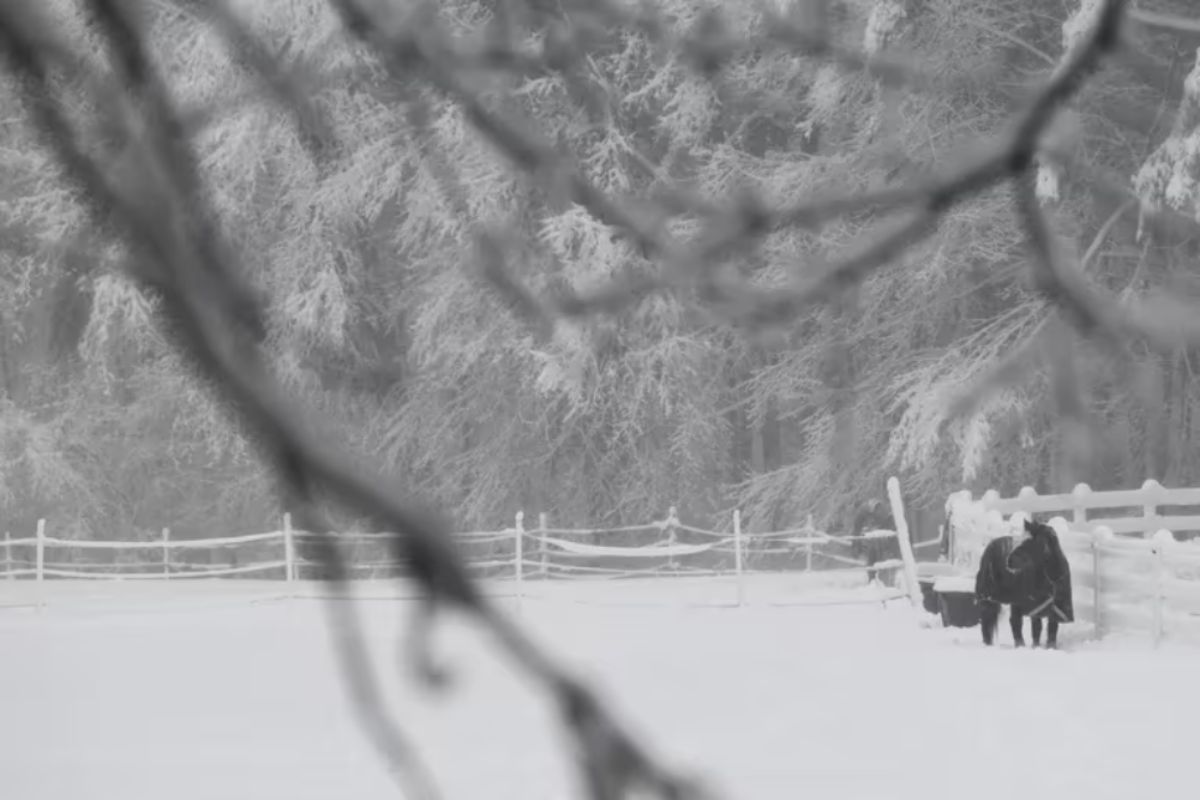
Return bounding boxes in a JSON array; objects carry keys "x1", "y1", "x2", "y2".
[{"x1": 4, "y1": 0, "x2": 1200, "y2": 797}]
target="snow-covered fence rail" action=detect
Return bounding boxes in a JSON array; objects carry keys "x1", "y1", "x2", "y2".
[
  {"x1": 958, "y1": 479, "x2": 1200, "y2": 548},
  {"x1": 0, "y1": 480, "x2": 923, "y2": 609},
  {"x1": 1054, "y1": 525, "x2": 1200, "y2": 645}
]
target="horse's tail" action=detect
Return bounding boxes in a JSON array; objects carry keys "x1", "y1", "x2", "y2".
[
  {"x1": 974, "y1": 540, "x2": 992, "y2": 600},
  {"x1": 974, "y1": 537, "x2": 1008, "y2": 602}
]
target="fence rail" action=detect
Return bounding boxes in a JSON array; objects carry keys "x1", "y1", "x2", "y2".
[
  {"x1": 2, "y1": 480, "x2": 929, "y2": 609},
  {"x1": 967, "y1": 479, "x2": 1200, "y2": 541}
]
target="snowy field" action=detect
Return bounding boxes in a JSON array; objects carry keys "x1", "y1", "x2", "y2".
[{"x1": 2, "y1": 574, "x2": 1198, "y2": 800}]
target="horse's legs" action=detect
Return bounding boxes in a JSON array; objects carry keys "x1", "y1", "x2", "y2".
[
  {"x1": 1045, "y1": 617, "x2": 1059, "y2": 649},
  {"x1": 1009, "y1": 607, "x2": 1026, "y2": 647},
  {"x1": 1030, "y1": 615, "x2": 1043, "y2": 647},
  {"x1": 979, "y1": 601, "x2": 1000, "y2": 646}
]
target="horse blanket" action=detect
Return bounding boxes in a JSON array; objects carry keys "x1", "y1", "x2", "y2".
[{"x1": 974, "y1": 535, "x2": 1074, "y2": 623}]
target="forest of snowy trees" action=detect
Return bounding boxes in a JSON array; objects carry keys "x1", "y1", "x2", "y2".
[{"x1": 2, "y1": 0, "x2": 1200, "y2": 546}]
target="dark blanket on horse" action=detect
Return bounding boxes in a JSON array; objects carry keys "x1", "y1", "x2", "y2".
[{"x1": 975, "y1": 536, "x2": 1074, "y2": 623}]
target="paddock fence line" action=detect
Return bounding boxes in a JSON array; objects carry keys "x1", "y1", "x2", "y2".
[{"x1": 2, "y1": 479, "x2": 929, "y2": 609}]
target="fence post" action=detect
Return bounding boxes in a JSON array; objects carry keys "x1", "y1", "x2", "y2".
[
  {"x1": 161, "y1": 527, "x2": 171, "y2": 579},
  {"x1": 1071, "y1": 483, "x2": 1091, "y2": 528},
  {"x1": 283, "y1": 513, "x2": 296, "y2": 584},
  {"x1": 1151, "y1": 529, "x2": 1174, "y2": 648},
  {"x1": 886, "y1": 477, "x2": 923, "y2": 609},
  {"x1": 1090, "y1": 525, "x2": 1112, "y2": 639},
  {"x1": 804, "y1": 513, "x2": 814, "y2": 573},
  {"x1": 34, "y1": 519, "x2": 45, "y2": 610},
  {"x1": 666, "y1": 506, "x2": 679, "y2": 571},
  {"x1": 946, "y1": 489, "x2": 972, "y2": 566},
  {"x1": 3, "y1": 530, "x2": 10, "y2": 580},
  {"x1": 1142, "y1": 479, "x2": 1163, "y2": 534},
  {"x1": 35, "y1": 519, "x2": 45, "y2": 584},
  {"x1": 514, "y1": 511, "x2": 525, "y2": 611},
  {"x1": 732, "y1": 509, "x2": 744, "y2": 606},
  {"x1": 538, "y1": 512, "x2": 548, "y2": 578}
]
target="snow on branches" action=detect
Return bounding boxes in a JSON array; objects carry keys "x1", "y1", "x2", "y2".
[{"x1": 1133, "y1": 48, "x2": 1200, "y2": 234}]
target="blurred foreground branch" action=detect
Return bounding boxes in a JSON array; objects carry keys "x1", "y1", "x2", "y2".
[{"x1": 2, "y1": 0, "x2": 1199, "y2": 798}]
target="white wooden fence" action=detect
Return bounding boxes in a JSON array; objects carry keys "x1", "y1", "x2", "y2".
[
  {"x1": 946, "y1": 480, "x2": 1200, "y2": 646},
  {"x1": 969, "y1": 479, "x2": 1200, "y2": 537}
]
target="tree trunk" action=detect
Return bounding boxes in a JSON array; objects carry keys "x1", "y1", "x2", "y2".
[{"x1": 1143, "y1": 356, "x2": 1167, "y2": 482}]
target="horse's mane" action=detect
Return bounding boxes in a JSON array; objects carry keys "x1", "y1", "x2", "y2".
[{"x1": 1026, "y1": 519, "x2": 1071, "y2": 579}]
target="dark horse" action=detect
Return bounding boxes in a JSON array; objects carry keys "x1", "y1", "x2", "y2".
[{"x1": 975, "y1": 518, "x2": 1074, "y2": 649}]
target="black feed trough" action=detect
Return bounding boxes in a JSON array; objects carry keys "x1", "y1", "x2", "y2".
[{"x1": 930, "y1": 575, "x2": 979, "y2": 628}]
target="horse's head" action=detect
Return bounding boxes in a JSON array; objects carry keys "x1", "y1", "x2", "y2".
[{"x1": 1009, "y1": 518, "x2": 1064, "y2": 576}]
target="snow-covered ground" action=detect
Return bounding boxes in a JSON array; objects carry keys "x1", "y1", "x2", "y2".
[{"x1": 1, "y1": 574, "x2": 1197, "y2": 800}]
